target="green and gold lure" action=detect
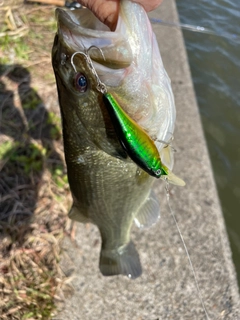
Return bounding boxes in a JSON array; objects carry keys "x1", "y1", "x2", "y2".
[
  {"x1": 71, "y1": 49, "x2": 185, "y2": 186},
  {"x1": 103, "y1": 93, "x2": 166, "y2": 178}
]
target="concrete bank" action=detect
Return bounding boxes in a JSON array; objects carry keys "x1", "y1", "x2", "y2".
[{"x1": 54, "y1": 0, "x2": 240, "y2": 319}]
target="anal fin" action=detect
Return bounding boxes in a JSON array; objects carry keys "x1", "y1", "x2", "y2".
[{"x1": 160, "y1": 144, "x2": 174, "y2": 170}]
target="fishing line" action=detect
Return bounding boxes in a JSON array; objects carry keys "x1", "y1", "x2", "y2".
[
  {"x1": 150, "y1": 17, "x2": 240, "y2": 42},
  {"x1": 165, "y1": 181, "x2": 210, "y2": 320}
]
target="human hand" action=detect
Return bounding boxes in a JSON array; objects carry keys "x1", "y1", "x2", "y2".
[{"x1": 77, "y1": 0, "x2": 163, "y2": 30}]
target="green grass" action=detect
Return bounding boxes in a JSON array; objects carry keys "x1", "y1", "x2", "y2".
[
  {"x1": 47, "y1": 112, "x2": 62, "y2": 140},
  {"x1": 51, "y1": 165, "x2": 68, "y2": 188},
  {"x1": 0, "y1": 140, "x2": 15, "y2": 159},
  {"x1": 0, "y1": 36, "x2": 30, "y2": 63},
  {"x1": 1, "y1": 141, "x2": 46, "y2": 174}
]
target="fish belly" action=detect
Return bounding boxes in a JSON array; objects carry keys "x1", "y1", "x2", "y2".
[{"x1": 66, "y1": 145, "x2": 155, "y2": 278}]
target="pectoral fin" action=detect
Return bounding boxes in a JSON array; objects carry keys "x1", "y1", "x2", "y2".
[
  {"x1": 134, "y1": 191, "x2": 160, "y2": 229},
  {"x1": 160, "y1": 145, "x2": 174, "y2": 170}
]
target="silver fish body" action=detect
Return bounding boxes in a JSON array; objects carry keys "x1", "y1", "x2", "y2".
[{"x1": 52, "y1": 0, "x2": 176, "y2": 278}]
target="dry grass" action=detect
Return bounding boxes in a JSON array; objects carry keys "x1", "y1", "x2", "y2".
[{"x1": 0, "y1": 1, "x2": 72, "y2": 318}]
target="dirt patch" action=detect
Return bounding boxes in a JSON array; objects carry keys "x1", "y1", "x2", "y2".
[{"x1": 0, "y1": 1, "x2": 72, "y2": 318}]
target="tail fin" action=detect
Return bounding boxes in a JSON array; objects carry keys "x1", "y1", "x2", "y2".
[{"x1": 99, "y1": 241, "x2": 142, "y2": 279}]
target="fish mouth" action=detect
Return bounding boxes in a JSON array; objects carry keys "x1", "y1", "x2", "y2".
[
  {"x1": 55, "y1": 8, "x2": 133, "y2": 70},
  {"x1": 55, "y1": 7, "x2": 111, "y2": 35}
]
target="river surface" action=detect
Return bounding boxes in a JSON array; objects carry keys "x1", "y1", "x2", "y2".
[{"x1": 176, "y1": 0, "x2": 240, "y2": 287}]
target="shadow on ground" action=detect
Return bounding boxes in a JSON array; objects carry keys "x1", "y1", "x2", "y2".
[{"x1": 0, "y1": 63, "x2": 63, "y2": 244}]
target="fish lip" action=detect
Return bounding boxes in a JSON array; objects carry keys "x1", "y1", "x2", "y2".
[
  {"x1": 55, "y1": 8, "x2": 114, "y2": 38},
  {"x1": 55, "y1": 7, "x2": 133, "y2": 73},
  {"x1": 55, "y1": 8, "x2": 79, "y2": 32},
  {"x1": 55, "y1": 8, "x2": 86, "y2": 53},
  {"x1": 55, "y1": 8, "x2": 113, "y2": 54}
]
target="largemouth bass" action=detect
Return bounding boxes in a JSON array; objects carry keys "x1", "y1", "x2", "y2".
[{"x1": 52, "y1": 0, "x2": 181, "y2": 279}]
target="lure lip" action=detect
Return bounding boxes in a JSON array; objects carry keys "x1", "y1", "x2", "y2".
[{"x1": 161, "y1": 171, "x2": 186, "y2": 186}]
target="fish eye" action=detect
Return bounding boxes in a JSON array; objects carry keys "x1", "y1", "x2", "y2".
[{"x1": 75, "y1": 72, "x2": 88, "y2": 92}]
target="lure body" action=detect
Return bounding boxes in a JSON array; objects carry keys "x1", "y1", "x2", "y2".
[{"x1": 103, "y1": 93, "x2": 167, "y2": 178}]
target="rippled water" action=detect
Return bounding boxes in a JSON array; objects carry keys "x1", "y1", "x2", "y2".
[{"x1": 176, "y1": 0, "x2": 240, "y2": 287}]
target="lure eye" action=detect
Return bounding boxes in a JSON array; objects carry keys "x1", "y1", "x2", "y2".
[
  {"x1": 75, "y1": 73, "x2": 88, "y2": 92},
  {"x1": 155, "y1": 169, "x2": 162, "y2": 177}
]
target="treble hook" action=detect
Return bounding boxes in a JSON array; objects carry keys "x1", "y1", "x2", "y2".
[
  {"x1": 70, "y1": 47, "x2": 107, "y2": 94},
  {"x1": 87, "y1": 45, "x2": 106, "y2": 62},
  {"x1": 70, "y1": 51, "x2": 88, "y2": 73}
]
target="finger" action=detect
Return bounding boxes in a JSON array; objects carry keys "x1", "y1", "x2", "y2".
[
  {"x1": 77, "y1": 0, "x2": 120, "y2": 30},
  {"x1": 132, "y1": 0, "x2": 163, "y2": 12}
]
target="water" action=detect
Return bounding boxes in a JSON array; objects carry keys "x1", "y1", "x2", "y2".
[{"x1": 176, "y1": 0, "x2": 240, "y2": 288}]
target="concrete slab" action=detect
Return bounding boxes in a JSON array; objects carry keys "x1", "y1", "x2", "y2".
[{"x1": 54, "y1": 0, "x2": 240, "y2": 319}]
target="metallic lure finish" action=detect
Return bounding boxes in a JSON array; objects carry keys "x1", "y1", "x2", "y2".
[{"x1": 103, "y1": 93, "x2": 168, "y2": 178}]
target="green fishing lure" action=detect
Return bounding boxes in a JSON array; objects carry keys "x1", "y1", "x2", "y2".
[
  {"x1": 70, "y1": 49, "x2": 184, "y2": 185},
  {"x1": 103, "y1": 93, "x2": 167, "y2": 178},
  {"x1": 103, "y1": 93, "x2": 185, "y2": 186}
]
